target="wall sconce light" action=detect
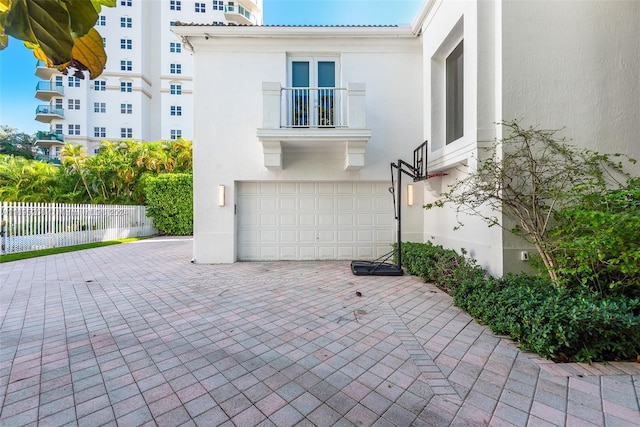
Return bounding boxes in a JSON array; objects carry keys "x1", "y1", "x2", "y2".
[
  {"x1": 218, "y1": 185, "x2": 225, "y2": 207},
  {"x1": 407, "y1": 184, "x2": 414, "y2": 206}
]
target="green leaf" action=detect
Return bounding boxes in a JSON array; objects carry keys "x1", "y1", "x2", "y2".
[
  {"x1": 65, "y1": 0, "x2": 99, "y2": 38},
  {"x1": 5, "y1": 0, "x2": 74, "y2": 65}
]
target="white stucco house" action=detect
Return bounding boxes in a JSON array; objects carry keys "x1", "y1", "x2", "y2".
[{"x1": 173, "y1": 0, "x2": 640, "y2": 276}]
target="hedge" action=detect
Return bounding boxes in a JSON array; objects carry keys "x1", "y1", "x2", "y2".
[
  {"x1": 400, "y1": 241, "x2": 640, "y2": 362},
  {"x1": 143, "y1": 173, "x2": 193, "y2": 235}
]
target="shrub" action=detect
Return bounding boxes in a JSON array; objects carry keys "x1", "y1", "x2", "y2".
[
  {"x1": 400, "y1": 242, "x2": 640, "y2": 362},
  {"x1": 143, "y1": 174, "x2": 193, "y2": 235},
  {"x1": 551, "y1": 178, "x2": 640, "y2": 296}
]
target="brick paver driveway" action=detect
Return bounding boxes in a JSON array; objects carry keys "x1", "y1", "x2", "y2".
[{"x1": 1, "y1": 237, "x2": 639, "y2": 426}]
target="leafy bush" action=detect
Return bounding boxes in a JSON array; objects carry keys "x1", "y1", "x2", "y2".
[
  {"x1": 400, "y1": 242, "x2": 640, "y2": 362},
  {"x1": 398, "y1": 241, "x2": 483, "y2": 293},
  {"x1": 143, "y1": 174, "x2": 193, "y2": 235},
  {"x1": 550, "y1": 178, "x2": 640, "y2": 296}
]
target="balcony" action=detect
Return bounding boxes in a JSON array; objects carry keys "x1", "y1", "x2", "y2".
[
  {"x1": 224, "y1": 4, "x2": 257, "y2": 25},
  {"x1": 257, "y1": 82, "x2": 371, "y2": 170},
  {"x1": 35, "y1": 105, "x2": 64, "y2": 123},
  {"x1": 35, "y1": 81, "x2": 64, "y2": 101},
  {"x1": 34, "y1": 131, "x2": 65, "y2": 160},
  {"x1": 35, "y1": 60, "x2": 59, "y2": 80}
]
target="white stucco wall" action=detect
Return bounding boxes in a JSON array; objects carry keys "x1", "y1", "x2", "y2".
[
  {"x1": 419, "y1": 0, "x2": 508, "y2": 275},
  {"x1": 176, "y1": 27, "x2": 423, "y2": 263},
  {"x1": 501, "y1": 0, "x2": 640, "y2": 161},
  {"x1": 419, "y1": 0, "x2": 639, "y2": 276}
]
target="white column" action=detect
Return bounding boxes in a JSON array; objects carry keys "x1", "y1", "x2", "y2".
[{"x1": 347, "y1": 83, "x2": 366, "y2": 129}]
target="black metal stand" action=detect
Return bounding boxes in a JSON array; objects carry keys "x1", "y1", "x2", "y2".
[{"x1": 351, "y1": 142, "x2": 427, "y2": 276}]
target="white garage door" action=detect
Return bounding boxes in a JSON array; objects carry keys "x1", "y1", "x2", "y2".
[{"x1": 237, "y1": 182, "x2": 395, "y2": 261}]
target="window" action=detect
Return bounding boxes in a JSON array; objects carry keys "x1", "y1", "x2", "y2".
[
  {"x1": 68, "y1": 76, "x2": 80, "y2": 87},
  {"x1": 120, "y1": 0, "x2": 132, "y2": 6},
  {"x1": 288, "y1": 57, "x2": 338, "y2": 127},
  {"x1": 94, "y1": 127, "x2": 106, "y2": 138},
  {"x1": 54, "y1": 99, "x2": 63, "y2": 109},
  {"x1": 170, "y1": 84, "x2": 182, "y2": 95},
  {"x1": 98, "y1": 15, "x2": 106, "y2": 26},
  {"x1": 170, "y1": 42, "x2": 182, "y2": 53},
  {"x1": 54, "y1": 124, "x2": 63, "y2": 135},
  {"x1": 212, "y1": 0, "x2": 223, "y2": 10},
  {"x1": 195, "y1": 2, "x2": 205, "y2": 12},
  {"x1": 121, "y1": 17, "x2": 132, "y2": 28},
  {"x1": 170, "y1": 129, "x2": 182, "y2": 140},
  {"x1": 102, "y1": 37, "x2": 106, "y2": 47},
  {"x1": 120, "y1": 39, "x2": 132, "y2": 49},
  {"x1": 68, "y1": 99, "x2": 80, "y2": 110},
  {"x1": 54, "y1": 76, "x2": 63, "y2": 86},
  {"x1": 121, "y1": 128, "x2": 133, "y2": 138},
  {"x1": 68, "y1": 125, "x2": 80, "y2": 135},
  {"x1": 170, "y1": 106, "x2": 182, "y2": 116},
  {"x1": 446, "y1": 40, "x2": 463, "y2": 144},
  {"x1": 120, "y1": 60, "x2": 133, "y2": 71},
  {"x1": 94, "y1": 102, "x2": 106, "y2": 113},
  {"x1": 121, "y1": 103, "x2": 133, "y2": 114},
  {"x1": 170, "y1": 63, "x2": 182, "y2": 74},
  {"x1": 170, "y1": 0, "x2": 181, "y2": 10},
  {"x1": 94, "y1": 80, "x2": 106, "y2": 91},
  {"x1": 121, "y1": 81, "x2": 133, "y2": 92}
]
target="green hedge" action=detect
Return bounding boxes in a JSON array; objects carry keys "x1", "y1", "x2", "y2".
[
  {"x1": 143, "y1": 174, "x2": 193, "y2": 235},
  {"x1": 400, "y1": 241, "x2": 640, "y2": 362}
]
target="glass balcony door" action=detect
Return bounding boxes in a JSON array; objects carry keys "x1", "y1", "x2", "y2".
[{"x1": 289, "y1": 58, "x2": 337, "y2": 127}]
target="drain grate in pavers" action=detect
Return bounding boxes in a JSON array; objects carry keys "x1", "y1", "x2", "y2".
[{"x1": 381, "y1": 303, "x2": 460, "y2": 398}]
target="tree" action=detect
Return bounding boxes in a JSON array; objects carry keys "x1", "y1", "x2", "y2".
[
  {"x1": 0, "y1": 154, "x2": 61, "y2": 201},
  {"x1": 0, "y1": 0, "x2": 116, "y2": 79},
  {"x1": 60, "y1": 142, "x2": 93, "y2": 200},
  {"x1": 425, "y1": 120, "x2": 636, "y2": 283},
  {"x1": 0, "y1": 125, "x2": 35, "y2": 159}
]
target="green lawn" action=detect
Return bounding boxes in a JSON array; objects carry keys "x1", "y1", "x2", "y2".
[{"x1": 0, "y1": 236, "x2": 156, "y2": 263}]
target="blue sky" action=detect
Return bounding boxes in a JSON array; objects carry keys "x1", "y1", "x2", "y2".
[{"x1": 0, "y1": 0, "x2": 421, "y2": 135}]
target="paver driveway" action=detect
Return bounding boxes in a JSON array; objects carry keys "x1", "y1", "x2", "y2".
[{"x1": 1, "y1": 237, "x2": 639, "y2": 426}]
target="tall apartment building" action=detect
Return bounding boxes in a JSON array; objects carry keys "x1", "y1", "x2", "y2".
[{"x1": 33, "y1": 0, "x2": 262, "y2": 159}]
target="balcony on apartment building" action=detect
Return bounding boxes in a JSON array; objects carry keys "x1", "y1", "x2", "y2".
[
  {"x1": 35, "y1": 60, "x2": 59, "y2": 80},
  {"x1": 224, "y1": 0, "x2": 258, "y2": 26},
  {"x1": 35, "y1": 81, "x2": 64, "y2": 101},
  {"x1": 34, "y1": 131, "x2": 65, "y2": 162},
  {"x1": 35, "y1": 105, "x2": 64, "y2": 123},
  {"x1": 257, "y1": 82, "x2": 371, "y2": 170}
]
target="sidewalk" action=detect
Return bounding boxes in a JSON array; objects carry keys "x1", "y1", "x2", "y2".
[{"x1": 1, "y1": 237, "x2": 638, "y2": 426}]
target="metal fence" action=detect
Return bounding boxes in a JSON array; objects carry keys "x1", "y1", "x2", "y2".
[{"x1": 1, "y1": 202, "x2": 156, "y2": 254}]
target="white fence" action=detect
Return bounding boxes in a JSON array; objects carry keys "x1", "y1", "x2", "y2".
[{"x1": 1, "y1": 202, "x2": 156, "y2": 255}]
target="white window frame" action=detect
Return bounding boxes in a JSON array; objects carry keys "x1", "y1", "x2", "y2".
[
  {"x1": 121, "y1": 81, "x2": 133, "y2": 92},
  {"x1": 120, "y1": 60, "x2": 133, "y2": 71},
  {"x1": 170, "y1": 84, "x2": 182, "y2": 95},
  {"x1": 94, "y1": 127, "x2": 106, "y2": 138},
  {"x1": 94, "y1": 102, "x2": 106, "y2": 113}
]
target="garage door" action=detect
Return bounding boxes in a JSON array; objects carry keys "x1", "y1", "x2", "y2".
[{"x1": 237, "y1": 182, "x2": 395, "y2": 261}]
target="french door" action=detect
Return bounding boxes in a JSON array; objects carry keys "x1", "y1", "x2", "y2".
[{"x1": 289, "y1": 57, "x2": 338, "y2": 127}]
